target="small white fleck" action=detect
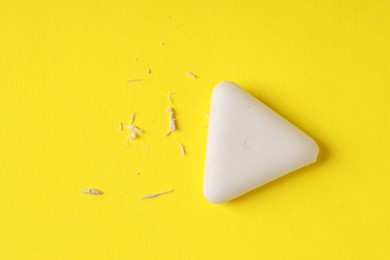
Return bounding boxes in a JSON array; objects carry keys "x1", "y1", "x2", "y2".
[
  {"x1": 168, "y1": 92, "x2": 175, "y2": 105},
  {"x1": 126, "y1": 78, "x2": 142, "y2": 82},
  {"x1": 179, "y1": 143, "x2": 186, "y2": 156},
  {"x1": 185, "y1": 72, "x2": 197, "y2": 78},
  {"x1": 129, "y1": 131, "x2": 137, "y2": 139},
  {"x1": 204, "y1": 113, "x2": 209, "y2": 119},
  {"x1": 81, "y1": 188, "x2": 103, "y2": 195},
  {"x1": 125, "y1": 131, "x2": 137, "y2": 147},
  {"x1": 130, "y1": 112, "x2": 138, "y2": 125},
  {"x1": 127, "y1": 125, "x2": 143, "y2": 134},
  {"x1": 166, "y1": 107, "x2": 176, "y2": 136},
  {"x1": 142, "y1": 189, "x2": 174, "y2": 199},
  {"x1": 125, "y1": 112, "x2": 143, "y2": 144}
]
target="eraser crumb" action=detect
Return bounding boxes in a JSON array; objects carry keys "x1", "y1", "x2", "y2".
[
  {"x1": 180, "y1": 143, "x2": 186, "y2": 156},
  {"x1": 166, "y1": 107, "x2": 176, "y2": 136},
  {"x1": 185, "y1": 72, "x2": 197, "y2": 78},
  {"x1": 126, "y1": 78, "x2": 142, "y2": 82},
  {"x1": 142, "y1": 189, "x2": 174, "y2": 199},
  {"x1": 127, "y1": 125, "x2": 143, "y2": 134},
  {"x1": 168, "y1": 92, "x2": 175, "y2": 105},
  {"x1": 130, "y1": 112, "x2": 138, "y2": 125},
  {"x1": 81, "y1": 188, "x2": 103, "y2": 195}
]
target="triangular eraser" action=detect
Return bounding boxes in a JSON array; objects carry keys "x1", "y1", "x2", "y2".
[{"x1": 203, "y1": 82, "x2": 319, "y2": 203}]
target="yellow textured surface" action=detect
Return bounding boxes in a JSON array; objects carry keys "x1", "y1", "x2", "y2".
[{"x1": 1, "y1": 0, "x2": 389, "y2": 259}]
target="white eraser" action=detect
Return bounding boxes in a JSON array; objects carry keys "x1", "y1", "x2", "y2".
[{"x1": 203, "y1": 81, "x2": 319, "y2": 203}]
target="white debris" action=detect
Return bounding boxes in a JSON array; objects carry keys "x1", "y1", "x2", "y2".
[
  {"x1": 142, "y1": 189, "x2": 174, "y2": 199},
  {"x1": 81, "y1": 188, "x2": 103, "y2": 195},
  {"x1": 180, "y1": 143, "x2": 186, "y2": 156},
  {"x1": 129, "y1": 131, "x2": 137, "y2": 139},
  {"x1": 127, "y1": 125, "x2": 143, "y2": 134},
  {"x1": 166, "y1": 107, "x2": 176, "y2": 136},
  {"x1": 126, "y1": 78, "x2": 142, "y2": 82},
  {"x1": 125, "y1": 130, "x2": 137, "y2": 148},
  {"x1": 125, "y1": 112, "x2": 143, "y2": 145},
  {"x1": 185, "y1": 71, "x2": 197, "y2": 78},
  {"x1": 168, "y1": 92, "x2": 175, "y2": 105},
  {"x1": 130, "y1": 112, "x2": 138, "y2": 125}
]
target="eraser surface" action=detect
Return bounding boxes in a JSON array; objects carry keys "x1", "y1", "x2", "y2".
[{"x1": 203, "y1": 82, "x2": 319, "y2": 203}]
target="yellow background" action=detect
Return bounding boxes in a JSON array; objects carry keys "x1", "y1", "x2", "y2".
[{"x1": 1, "y1": 0, "x2": 389, "y2": 259}]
